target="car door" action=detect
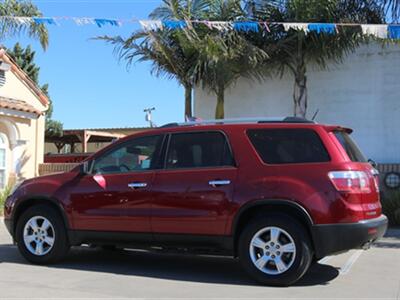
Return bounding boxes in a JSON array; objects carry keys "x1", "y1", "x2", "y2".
[
  {"x1": 70, "y1": 134, "x2": 165, "y2": 233},
  {"x1": 151, "y1": 131, "x2": 237, "y2": 237}
]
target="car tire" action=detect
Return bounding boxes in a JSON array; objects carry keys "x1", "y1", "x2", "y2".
[
  {"x1": 100, "y1": 245, "x2": 118, "y2": 251},
  {"x1": 16, "y1": 205, "x2": 70, "y2": 264},
  {"x1": 238, "y1": 213, "x2": 313, "y2": 286}
]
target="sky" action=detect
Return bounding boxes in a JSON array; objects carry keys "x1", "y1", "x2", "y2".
[{"x1": 4, "y1": 0, "x2": 184, "y2": 129}]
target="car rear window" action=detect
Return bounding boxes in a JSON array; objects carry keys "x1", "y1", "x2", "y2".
[
  {"x1": 334, "y1": 131, "x2": 367, "y2": 162},
  {"x1": 247, "y1": 129, "x2": 330, "y2": 164}
]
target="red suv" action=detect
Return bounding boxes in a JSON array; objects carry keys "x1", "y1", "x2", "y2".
[{"x1": 3, "y1": 117, "x2": 387, "y2": 286}]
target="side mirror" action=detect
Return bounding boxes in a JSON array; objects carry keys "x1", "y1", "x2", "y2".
[
  {"x1": 368, "y1": 159, "x2": 378, "y2": 169},
  {"x1": 81, "y1": 161, "x2": 91, "y2": 175}
]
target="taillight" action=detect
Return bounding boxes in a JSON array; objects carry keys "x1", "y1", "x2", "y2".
[{"x1": 328, "y1": 171, "x2": 371, "y2": 193}]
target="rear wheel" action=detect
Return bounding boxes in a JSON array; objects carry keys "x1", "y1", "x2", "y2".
[
  {"x1": 16, "y1": 205, "x2": 70, "y2": 264},
  {"x1": 238, "y1": 214, "x2": 313, "y2": 286}
]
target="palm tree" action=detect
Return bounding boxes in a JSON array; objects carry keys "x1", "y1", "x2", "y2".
[
  {"x1": 149, "y1": 0, "x2": 210, "y2": 20},
  {"x1": 99, "y1": 0, "x2": 269, "y2": 119},
  {"x1": 249, "y1": 0, "x2": 384, "y2": 118},
  {"x1": 187, "y1": 0, "x2": 269, "y2": 119},
  {"x1": 0, "y1": 0, "x2": 49, "y2": 50},
  {"x1": 189, "y1": 29, "x2": 268, "y2": 119},
  {"x1": 98, "y1": 0, "x2": 210, "y2": 119}
]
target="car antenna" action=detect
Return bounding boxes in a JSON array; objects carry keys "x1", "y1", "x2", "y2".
[{"x1": 312, "y1": 109, "x2": 319, "y2": 121}]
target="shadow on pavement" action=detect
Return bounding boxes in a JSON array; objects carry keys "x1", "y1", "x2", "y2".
[
  {"x1": 0, "y1": 243, "x2": 339, "y2": 287},
  {"x1": 373, "y1": 227, "x2": 400, "y2": 249}
]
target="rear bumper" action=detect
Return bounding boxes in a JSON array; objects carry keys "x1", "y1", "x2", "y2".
[{"x1": 311, "y1": 215, "x2": 388, "y2": 259}]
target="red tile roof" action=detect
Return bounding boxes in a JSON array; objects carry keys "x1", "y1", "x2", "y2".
[{"x1": 0, "y1": 96, "x2": 42, "y2": 116}]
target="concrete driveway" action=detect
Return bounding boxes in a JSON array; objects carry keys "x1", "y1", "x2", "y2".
[{"x1": 0, "y1": 220, "x2": 399, "y2": 299}]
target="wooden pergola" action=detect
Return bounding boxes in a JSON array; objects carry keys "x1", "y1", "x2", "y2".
[{"x1": 46, "y1": 129, "x2": 126, "y2": 153}]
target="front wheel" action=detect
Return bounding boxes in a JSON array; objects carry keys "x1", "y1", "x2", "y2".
[
  {"x1": 16, "y1": 205, "x2": 70, "y2": 264},
  {"x1": 238, "y1": 214, "x2": 313, "y2": 286}
]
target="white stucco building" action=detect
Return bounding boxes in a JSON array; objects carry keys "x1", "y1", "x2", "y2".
[
  {"x1": 0, "y1": 49, "x2": 48, "y2": 189},
  {"x1": 194, "y1": 43, "x2": 400, "y2": 163}
]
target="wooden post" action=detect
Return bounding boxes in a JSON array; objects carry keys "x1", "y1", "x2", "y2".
[
  {"x1": 82, "y1": 131, "x2": 91, "y2": 153},
  {"x1": 76, "y1": 130, "x2": 91, "y2": 153},
  {"x1": 54, "y1": 142, "x2": 65, "y2": 154}
]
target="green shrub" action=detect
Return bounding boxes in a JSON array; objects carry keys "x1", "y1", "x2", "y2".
[
  {"x1": 381, "y1": 191, "x2": 400, "y2": 226},
  {"x1": 0, "y1": 186, "x2": 12, "y2": 216}
]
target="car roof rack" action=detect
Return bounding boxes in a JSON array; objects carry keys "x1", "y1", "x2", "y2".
[{"x1": 160, "y1": 117, "x2": 315, "y2": 128}]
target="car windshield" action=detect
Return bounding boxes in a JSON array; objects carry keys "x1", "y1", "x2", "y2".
[{"x1": 334, "y1": 131, "x2": 367, "y2": 162}]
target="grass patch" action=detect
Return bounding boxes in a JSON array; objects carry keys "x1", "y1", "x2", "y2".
[
  {"x1": 0, "y1": 186, "x2": 12, "y2": 216},
  {"x1": 382, "y1": 191, "x2": 400, "y2": 226}
]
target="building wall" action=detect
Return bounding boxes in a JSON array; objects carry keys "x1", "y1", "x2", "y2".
[
  {"x1": 0, "y1": 114, "x2": 45, "y2": 183},
  {"x1": 1, "y1": 69, "x2": 47, "y2": 112},
  {"x1": 194, "y1": 43, "x2": 400, "y2": 163},
  {"x1": 0, "y1": 65, "x2": 47, "y2": 186}
]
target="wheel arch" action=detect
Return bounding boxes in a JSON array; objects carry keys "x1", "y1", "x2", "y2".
[
  {"x1": 12, "y1": 196, "x2": 70, "y2": 239},
  {"x1": 232, "y1": 199, "x2": 315, "y2": 256}
]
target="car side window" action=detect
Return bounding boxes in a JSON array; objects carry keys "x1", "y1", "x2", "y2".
[
  {"x1": 92, "y1": 135, "x2": 163, "y2": 174},
  {"x1": 247, "y1": 129, "x2": 330, "y2": 164},
  {"x1": 166, "y1": 132, "x2": 234, "y2": 169}
]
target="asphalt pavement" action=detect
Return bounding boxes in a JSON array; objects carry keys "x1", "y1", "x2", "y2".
[{"x1": 0, "y1": 220, "x2": 399, "y2": 299}]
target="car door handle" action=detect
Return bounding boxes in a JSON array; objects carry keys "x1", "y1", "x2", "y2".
[
  {"x1": 128, "y1": 182, "x2": 148, "y2": 189},
  {"x1": 209, "y1": 180, "x2": 231, "y2": 187}
]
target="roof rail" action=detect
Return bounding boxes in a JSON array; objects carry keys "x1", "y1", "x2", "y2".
[
  {"x1": 159, "y1": 122, "x2": 180, "y2": 128},
  {"x1": 159, "y1": 117, "x2": 315, "y2": 128},
  {"x1": 260, "y1": 117, "x2": 315, "y2": 124}
]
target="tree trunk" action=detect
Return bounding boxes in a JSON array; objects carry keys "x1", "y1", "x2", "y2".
[
  {"x1": 293, "y1": 73, "x2": 308, "y2": 118},
  {"x1": 215, "y1": 85, "x2": 225, "y2": 119},
  {"x1": 184, "y1": 84, "x2": 193, "y2": 119},
  {"x1": 293, "y1": 31, "x2": 308, "y2": 118}
]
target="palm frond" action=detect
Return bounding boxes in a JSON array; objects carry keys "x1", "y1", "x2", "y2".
[{"x1": 0, "y1": 0, "x2": 49, "y2": 50}]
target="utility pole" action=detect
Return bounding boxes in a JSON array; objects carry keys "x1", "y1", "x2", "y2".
[{"x1": 144, "y1": 107, "x2": 156, "y2": 128}]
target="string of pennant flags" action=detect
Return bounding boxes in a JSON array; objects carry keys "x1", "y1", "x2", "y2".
[{"x1": 3, "y1": 15, "x2": 400, "y2": 39}]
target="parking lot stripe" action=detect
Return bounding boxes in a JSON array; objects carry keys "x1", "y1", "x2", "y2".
[
  {"x1": 318, "y1": 256, "x2": 333, "y2": 264},
  {"x1": 339, "y1": 249, "x2": 364, "y2": 275}
]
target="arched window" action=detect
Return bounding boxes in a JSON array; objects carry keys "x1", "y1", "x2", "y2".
[{"x1": 0, "y1": 133, "x2": 7, "y2": 189}]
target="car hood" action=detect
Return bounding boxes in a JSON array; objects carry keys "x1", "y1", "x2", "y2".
[{"x1": 17, "y1": 171, "x2": 81, "y2": 199}]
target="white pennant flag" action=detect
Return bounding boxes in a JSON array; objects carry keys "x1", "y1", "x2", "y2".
[
  {"x1": 12, "y1": 17, "x2": 32, "y2": 25},
  {"x1": 283, "y1": 23, "x2": 309, "y2": 32},
  {"x1": 139, "y1": 20, "x2": 163, "y2": 31},
  {"x1": 361, "y1": 24, "x2": 388, "y2": 39},
  {"x1": 73, "y1": 17, "x2": 95, "y2": 26},
  {"x1": 207, "y1": 21, "x2": 232, "y2": 31}
]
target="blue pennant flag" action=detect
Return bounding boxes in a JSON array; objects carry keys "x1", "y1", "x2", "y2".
[
  {"x1": 32, "y1": 17, "x2": 57, "y2": 25},
  {"x1": 233, "y1": 22, "x2": 259, "y2": 33},
  {"x1": 94, "y1": 19, "x2": 120, "y2": 28},
  {"x1": 308, "y1": 23, "x2": 336, "y2": 34},
  {"x1": 388, "y1": 25, "x2": 400, "y2": 39},
  {"x1": 162, "y1": 20, "x2": 187, "y2": 30}
]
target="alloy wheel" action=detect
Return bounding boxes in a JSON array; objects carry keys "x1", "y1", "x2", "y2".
[
  {"x1": 249, "y1": 226, "x2": 296, "y2": 275},
  {"x1": 23, "y1": 216, "x2": 55, "y2": 256}
]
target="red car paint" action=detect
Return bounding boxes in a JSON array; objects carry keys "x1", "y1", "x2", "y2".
[{"x1": 4, "y1": 121, "x2": 385, "y2": 257}]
